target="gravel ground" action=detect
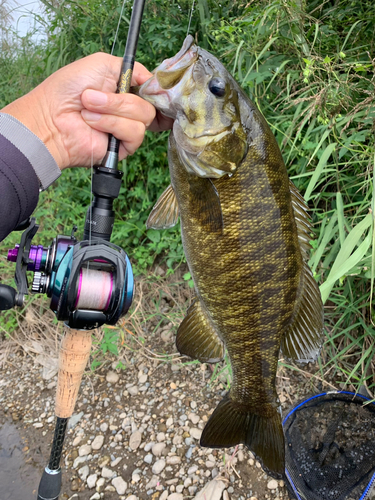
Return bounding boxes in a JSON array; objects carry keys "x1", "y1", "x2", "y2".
[
  {"x1": 1, "y1": 272, "x2": 373, "y2": 500},
  {"x1": 0, "y1": 344, "x2": 292, "y2": 500}
]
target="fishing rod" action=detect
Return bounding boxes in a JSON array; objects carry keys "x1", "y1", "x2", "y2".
[{"x1": 0, "y1": 0, "x2": 146, "y2": 498}]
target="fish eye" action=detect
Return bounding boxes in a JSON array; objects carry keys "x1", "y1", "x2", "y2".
[{"x1": 208, "y1": 77, "x2": 226, "y2": 97}]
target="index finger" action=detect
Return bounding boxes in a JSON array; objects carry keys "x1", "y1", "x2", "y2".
[{"x1": 132, "y1": 62, "x2": 153, "y2": 86}]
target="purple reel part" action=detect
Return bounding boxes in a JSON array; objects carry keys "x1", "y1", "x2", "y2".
[{"x1": 7, "y1": 244, "x2": 48, "y2": 271}]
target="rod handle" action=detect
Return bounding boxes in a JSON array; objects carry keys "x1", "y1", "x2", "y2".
[{"x1": 55, "y1": 328, "x2": 92, "y2": 418}]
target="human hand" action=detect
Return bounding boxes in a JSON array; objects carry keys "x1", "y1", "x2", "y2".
[{"x1": 1, "y1": 53, "x2": 173, "y2": 170}]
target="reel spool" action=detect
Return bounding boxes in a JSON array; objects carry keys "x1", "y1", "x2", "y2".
[{"x1": 0, "y1": 218, "x2": 134, "y2": 330}]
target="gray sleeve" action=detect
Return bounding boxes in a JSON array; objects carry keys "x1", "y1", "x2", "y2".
[{"x1": 0, "y1": 113, "x2": 61, "y2": 190}]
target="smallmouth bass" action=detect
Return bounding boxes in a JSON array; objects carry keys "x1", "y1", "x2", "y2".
[{"x1": 138, "y1": 36, "x2": 324, "y2": 478}]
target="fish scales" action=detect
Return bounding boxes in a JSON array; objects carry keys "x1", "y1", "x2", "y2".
[{"x1": 138, "y1": 35, "x2": 324, "y2": 478}]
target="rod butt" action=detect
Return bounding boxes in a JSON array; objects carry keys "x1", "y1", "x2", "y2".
[{"x1": 37, "y1": 467, "x2": 62, "y2": 500}]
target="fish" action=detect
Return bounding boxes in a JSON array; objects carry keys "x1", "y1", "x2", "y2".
[{"x1": 138, "y1": 35, "x2": 324, "y2": 478}]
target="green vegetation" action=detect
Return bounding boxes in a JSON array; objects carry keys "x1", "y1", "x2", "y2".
[{"x1": 1, "y1": 0, "x2": 375, "y2": 394}]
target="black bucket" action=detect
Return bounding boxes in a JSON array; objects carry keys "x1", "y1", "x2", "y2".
[{"x1": 283, "y1": 391, "x2": 375, "y2": 500}]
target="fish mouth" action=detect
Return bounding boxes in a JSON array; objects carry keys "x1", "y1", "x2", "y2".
[{"x1": 139, "y1": 35, "x2": 198, "y2": 103}]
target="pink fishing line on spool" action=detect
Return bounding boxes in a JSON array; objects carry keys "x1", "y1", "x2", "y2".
[{"x1": 75, "y1": 268, "x2": 113, "y2": 310}]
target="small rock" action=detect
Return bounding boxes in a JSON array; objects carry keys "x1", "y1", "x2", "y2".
[
  {"x1": 68, "y1": 412, "x2": 84, "y2": 429},
  {"x1": 157, "y1": 432, "x2": 166, "y2": 442},
  {"x1": 189, "y1": 428, "x2": 202, "y2": 440},
  {"x1": 102, "y1": 466, "x2": 115, "y2": 479},
  {"x1": 78, "y1": 465, "x2": 90, "y2": 481},
  {"x1": 72, "y1": 436, "x2": 82, "y2": 447},
  {"x1": 146, "y1": 476, "x2": 159, "y2": 489},
  {"x1": 144, "y1": 453, "x2": 153, "y2": 464},
  {"x1": 167, "y1": 494, "x2": 183, "y2": 500},
  {"x1": 267, "y1": 479, "x2": 278, "y2": 490},
  {"x1": 152, "y1": 442, "x2": 166, "y2": 456},
  {"x1": 129, "y1": 430, "x2": 142, "y2": 450},
  {"x1": 279, "y1": 480, "x2": 285, "y2": 488},
  {"x1": 126, "y1": 496, "x2": 138, "y2": 500},
  {"x1": 79, "y1": 444, "x2": 92, "y2": 456},
  {"x1": 70, "y1": 478, "x2": 80, "y2": 491},
  {"x1": 87, "y1": 473, "x2": 97, "y2": 489},
  {"x1": 161, "y1": 330, "x2": 173, "y2": 343},
  {"x1": 166, "y1": 456, "x2": 181, "y2": 465},
  {"x1": 112, "y1": 476, "x2": 128, "y2": 495},
  {"x1": 92, "y1": 435, "x2": 104, "y2": 450},
  {"x1": 132, "y1": 472, "x2": 141, "y2": 482},
  {"x1": 188, "y1": 465, "x2": 198, "y2": 475},
  {"x1": 176, "y1": 485, "x2": 184, "y2": 493},
  {"x1": 166, "y1": 417, "x2": 173, "y2": 427},
  {"x1": 106, "y1": 371, "x2": 119, "y2": 383},
  {"x1": 128, "y1": 385, "x2": 139, "y2": 396},
  {"x1": 188, "y1": 413, "x2": 200, "y2": 425},
  {"x1": 223, "y1": 490, "x2": 230, "y2": 500},
  {"x1": 152, "y1": 458, "x2": 166, "y2": 474},
  {"x1": 100, "y1": 422, "x2": 108, "y2": 432},
  {"x1": 194, "y1": 480, "x2": 226, "y2": 500},
  {"x1": 160, "y1": 491, "x2": 169, "y2": 500},
  {"x1": 73, "y1": 456, "x2": 87, "y2": 469},
  {"x1": 90, "y1": 493, "x2": 101, "y2": 500},
  {"x1": 139, "y1": 373, "x2": 148, "y2": 384},
  {"x1": 111, "y1": 457, "x2": 122, "y2": 467},
  {"x1": 98, "y1": 455, "x2": 110, "y2": 468},
  {"x1": 96, "y1": 477, "x2": 105, "y2": 492}
]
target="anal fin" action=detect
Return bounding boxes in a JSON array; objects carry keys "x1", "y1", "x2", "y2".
[
  {"x1": 282, "y1": 263, "x2": 324, "y2": 363},
  {"x1": 146, "y1": 184, "x2": 179, "y2": 230},
  {"x1": 176, "y1": 299, "x2": 224, "y2": 363},
  {"x1": 200, "y1": 393, "x2": 285, "y2": 479}
]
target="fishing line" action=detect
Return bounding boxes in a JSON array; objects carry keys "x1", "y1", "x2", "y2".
[
  {"x1": 88, "y1": 0, "x2": 129, "y2": 247},
  {"x1": 187, "y1": 0, "x2": 195, "y2": 36},
  {"x1": 86, "y1": 0, "x2": 129, "y2": 301},
  {"x1": 75, "y1": 268, "x2": 113, "y2": 310}
]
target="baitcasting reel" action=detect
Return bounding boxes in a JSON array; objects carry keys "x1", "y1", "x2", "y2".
[{"x1": 0, "y1": 218, "x2": 133, "y2": 330}]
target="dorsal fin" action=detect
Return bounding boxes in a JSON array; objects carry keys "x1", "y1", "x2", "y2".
[
  {"x1": 146, "y1": 184, "x2": 179, "y2": 230},
  {"x1": 281, "y1": 262, "x2": 324, "y2": 362},
  {"x1": 176, "y1": 298, "x2": 224, "y2": 363},
  {"x1": 289, "y1": 180, "x2": 313, "y2": 259},
  {"x1": 281, "y1": 182, "x2": 324, "y2": 362}
]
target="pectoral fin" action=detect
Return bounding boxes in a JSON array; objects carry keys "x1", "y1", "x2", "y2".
[
  {"x1": 177, "y1": 299, "x2": 224, "y2": 363},
  {"x1": 281, "y1": 263, "x2": 324, "y2": 363},
  {"x1": 188, "y1": 176, "x2": 223, "y2": 234},
  {"x1": 146, "y1": 185, "x2": 179, "y2": 229}
]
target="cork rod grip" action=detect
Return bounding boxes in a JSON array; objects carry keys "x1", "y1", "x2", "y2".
[{"x1": 55, "y1": 329, "x2": 92, "y2": 419}]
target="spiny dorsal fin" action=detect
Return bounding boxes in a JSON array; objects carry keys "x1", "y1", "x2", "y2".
[
  {"x1": 187, "y1": 176, "x2": 223, "y2": 234},
  {"x1": 281, "y1": 263, "x2": 324, "y2": 363},
  {"x1": 176, "y1": 298, "x2": 224, "y2": 363},
  {"x1": 146, "y1": 184, "x2": 179, "y2": 230},
  {"x1": 289, "y1": 180, "x2": 313, "y2": 259}
]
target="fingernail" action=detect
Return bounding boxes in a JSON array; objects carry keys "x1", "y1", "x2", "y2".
[
  {"x1": 85, "y1": 89, "x2": 108, "y2": 106},
  {"x1": 81, "y1": 109, "x2": 102, "y2": 121}
]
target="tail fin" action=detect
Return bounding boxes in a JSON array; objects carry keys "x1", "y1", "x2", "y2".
[{"x1": 200, "y1": 394, "x2": 285, "y2": 479}]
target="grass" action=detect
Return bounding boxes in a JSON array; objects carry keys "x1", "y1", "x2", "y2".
[{"x1": 1, "y1": 0, "x2": 375, "y2": 397}]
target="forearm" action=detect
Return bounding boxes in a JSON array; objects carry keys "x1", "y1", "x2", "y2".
[{"x1": 0, "y1": 114, "x2": 61, "y2": 242}]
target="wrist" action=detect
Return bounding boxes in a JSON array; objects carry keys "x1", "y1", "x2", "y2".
[{"x1": 1, "y1": 88, "x2": 68, "y2": 170}]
